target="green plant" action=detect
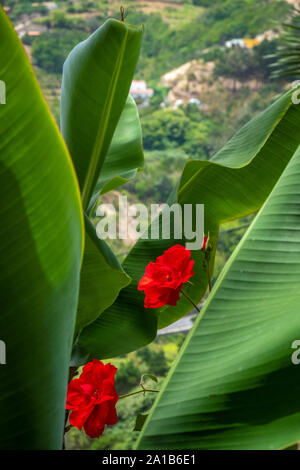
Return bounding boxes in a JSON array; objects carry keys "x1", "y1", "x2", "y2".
[
  {"x1": 3, "y1": 3, "x2": 300, "y2": 451},
  {"x1": 137, "y1": 144, "x2": 300, "y2": 450},
  {"x1": 271, "y1": 8, "x2": 300, "y2": 79},
  {"x1": 0, "y1": 7, "x2": 83, "y2": 450},
  {"x1": 32, "y1": 30, "x2": 88, "y2": 73},
  {"x1": 0, "y1": 7, "x2": 142, "y2": 449}
]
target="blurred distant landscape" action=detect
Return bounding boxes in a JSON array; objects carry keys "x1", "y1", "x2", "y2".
[{"x1": 2, "y1": 0, "x2": 297, "y2": 449}]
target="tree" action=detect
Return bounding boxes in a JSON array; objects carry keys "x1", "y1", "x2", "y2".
[
  {"x1": 32, "y1": 30, "x2": 87, "y2": 73},
  {"x1": 214, "y1": 46, "x2": 262, "y2": 89}
]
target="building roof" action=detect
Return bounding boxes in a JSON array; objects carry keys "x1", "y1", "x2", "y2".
[
  {"x1": 242, "y1": 38, "x2": 261, "y2": 48},
  {"x1": 130, "y1": 89, "x2": 154, "y2": 95}
]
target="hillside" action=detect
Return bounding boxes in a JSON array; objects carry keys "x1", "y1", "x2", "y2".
[
  {"x1": 3, "y1": 0, "x2": 293, "y2": 152},
  {"x1": 109, "y1": 0, "x2": 204, "y2": 27},
  {"x1": 161, "y1": 58, "x2": 265, "y2": 106},
  {"x1": 3, "y1": 0, "x2": 293, "y2": 195}
]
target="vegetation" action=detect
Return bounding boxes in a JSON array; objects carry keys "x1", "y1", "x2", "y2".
[
  {"x1": 14, "y1": 2, "x2": 287, "y2": 175},
  {"x1": 271, "y1": 7, "x2": 300, "y2": 79},
  {"x1": 67, "y1": 335, "x2": 184, "y2": 450},
  {"x1": 2, "y1": 0, "x2": 300, "y2": 452},
  {"x1": 32, "y1": 29, "x2": 87, "y2": 73},
  {"x1": 122, "y1": 1, "x2": 290, "y2": 79}
]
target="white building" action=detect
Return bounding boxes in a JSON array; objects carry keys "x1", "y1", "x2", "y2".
[
  {"x1": 130, "y1": 80, "x2": 154, "y2": 103},
  {"x1": 41, "y1": 2, "x2": 57, "y2": 10},
  {"x1": 225, "y1": 39, "x2": 245, "y2": 48},
  {"x1": 225, "y1": 38, "x2": 261, "y2": 49}
]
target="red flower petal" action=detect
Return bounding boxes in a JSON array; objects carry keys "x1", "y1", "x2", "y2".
[
  {"x1": 66, "y1": 379, "x2": 89, "y2": 410},
  {"x1": 138, "y1": 245, "x2": 195, "y2": 308},
  {"x1": 83, "y1": 402, "x2": 110, "y2": 438},
  {"x1": 202, "y1": 235, "x2": 208, "y2": 251},
  {"x1": 69, "y1": 404, "x2": 94, "y2": 430},
  {"x1": 66, "y1": 359, "x2": 119, "y2": 438}
]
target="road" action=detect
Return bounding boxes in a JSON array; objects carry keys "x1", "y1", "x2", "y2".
[{"x1": 157, "y1": 308, "x2": 201, "y2": 336}]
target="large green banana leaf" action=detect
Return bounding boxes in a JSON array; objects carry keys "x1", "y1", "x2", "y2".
[
  {"x1": 137, "y1": 143, "x2": 300, "y2": 450},
  {"x1": 89, "y1": 95, "x2": 144, "y2": 203},
  {"x1": 74, "y1": 215, "x2": 130, "y2": 336},
  {"x1": 75, "y1": 88, "x2": 300, "y2": 361},
  {"x1": 159, "y1": 86, "x2": 300, "y2": 328},
  {"x1": 60, "y1": 18, "x2": 143, "y2": 209},
  {"x1": 0, "y1": 8, "x2": 83, "y2": 449},
  {"x1": 61, "y1": 19, "x2": 143, "y2": 335}
]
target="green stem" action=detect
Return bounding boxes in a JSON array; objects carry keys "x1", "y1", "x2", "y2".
[
  {"x1": 63, "y1": 367, "x2": 78, "y2": 450},
  {"x1": 120, "y1": 6, "x2": 125, "y2": 22},
  {"x1": 206, "y1": 258, "x2": 212, "y2": 293},
  {"x1": 181, "y1": 290, "x2": 200, "y2": 312},
  {"x1": 119, "y1": 389, "x2": 159, "y2": 399}
]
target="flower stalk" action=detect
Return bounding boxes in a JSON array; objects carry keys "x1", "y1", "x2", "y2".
[
  {"x1": 202, "y1": 234, "x2": 212, "y2": 293},
  {"x1": 204, "y1": 254, "x2": 212, "y2": 293},
  {"x1": 119, "y1": 388, "x2": 159, "y2": 399},
  {"x1": 181, "y1": 290, "x2": 200, "y2": 312}
]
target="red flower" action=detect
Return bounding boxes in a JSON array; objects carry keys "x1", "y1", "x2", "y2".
[
  {"x1": 202, "y1": 235, "x2": 208, "y2": 251},
  {"x1": 66, "y1": 359, "x2": 118, "y2": 438},
  {"x1": 138, "y1": 244, "x2": 195, "y2": 308}
]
